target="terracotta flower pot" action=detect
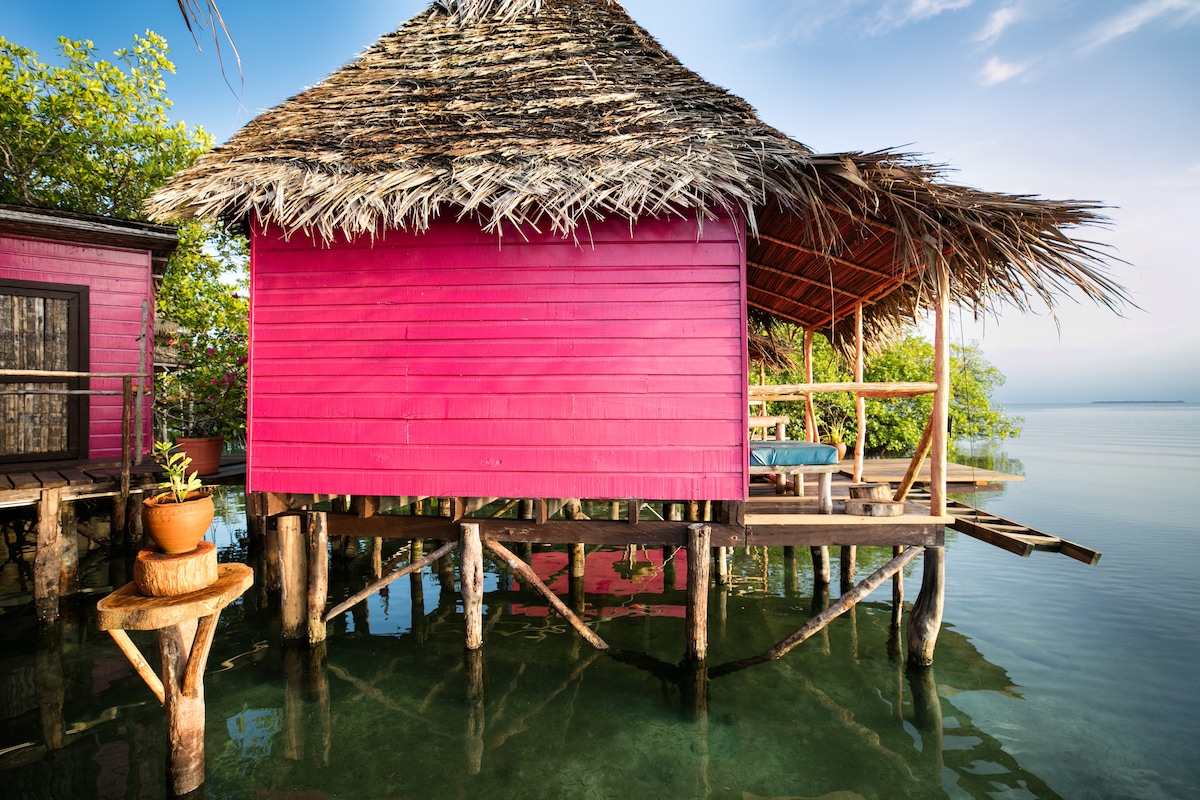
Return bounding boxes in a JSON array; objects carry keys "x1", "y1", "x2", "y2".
[
  {"x1": 175, "y1": 435, "x2": 224, "y2": 476},
  {"x1": 142, "y1": 491, "x2": 215, "y2": 554},
  {"x1": 824, "y1": 441, "x2": 848, "y2": 460}
]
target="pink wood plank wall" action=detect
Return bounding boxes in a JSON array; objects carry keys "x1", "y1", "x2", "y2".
[
  {"x1": 249, "y1": 215, "x2": 749, "y2": 499},
  {"x1": 0, "y1": 233, "x2": 155, "y2": 459}
]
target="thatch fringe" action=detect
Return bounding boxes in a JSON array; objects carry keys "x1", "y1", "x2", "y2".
[{"x1": 148, "y1": 0, "x2": 1130, "y2": 327}]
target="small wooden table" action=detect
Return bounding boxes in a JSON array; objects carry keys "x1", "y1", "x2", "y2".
[{"x1": 96, "y1": 563, "x2": 253, "y2": 796}]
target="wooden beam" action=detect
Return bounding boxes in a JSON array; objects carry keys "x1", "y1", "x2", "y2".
[
  {"x1": 746, "y1": 258, "x2": 860, "y2": 298},
  {"x1": 762, "y1": 546, "x2": 923, "y2": 661},
  {"x1": 754, "y1": 235, "x2": 897, "y2": 280},
  {"x1": 750, "y1": 382, "x2": 937, "y2": 399},
  {"x1": 747, "y1": 281, "x2": 836, "y2": 317},
  {"x1": 107, "y1": 628, "x2": 165, "y2": 704},
  {"x1": 893, "y1": 416, "x2": 935, "y2": 503},
  {"x1": 485, "y1": 540, "x2": 609, "y2": 651},
  {"x1": 323, "y1": 540, "x2": 456, "y2": 622}
]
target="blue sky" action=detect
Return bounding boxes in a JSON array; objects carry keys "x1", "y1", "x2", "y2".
[{"x1": 8, "y1": 0, "x2": 1199, "y2": 403}]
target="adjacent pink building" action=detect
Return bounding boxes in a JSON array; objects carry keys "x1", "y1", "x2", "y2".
[{"x1": 0, "y1": 205, "x2": 175, "y2": 464}]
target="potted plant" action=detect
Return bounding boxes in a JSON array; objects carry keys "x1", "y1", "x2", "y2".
[
  {"x1": 821, "y1": 418, "x2": 851, "y2": 461},
  {"x1": 142, "y1": 441, "x2": 215, "y2": 554},
  {"x1": 155, "y1": 330, "x2": 247, "y2": 475}
]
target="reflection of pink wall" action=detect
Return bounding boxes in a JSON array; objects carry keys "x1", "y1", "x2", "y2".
[
  {"x1": 0, "y1": 233, "x2": 155, "y2": 458},
  {"x1": 249, "y1": 215, "x2": 748, "y2": 500},
  {"x1": 508, "y1": 549, "x2": 688, "y2": 620}
]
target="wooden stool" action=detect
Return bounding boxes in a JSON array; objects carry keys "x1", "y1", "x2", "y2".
[{"x1": 96, "y1": 563, "x2": 253, "y2": 796}]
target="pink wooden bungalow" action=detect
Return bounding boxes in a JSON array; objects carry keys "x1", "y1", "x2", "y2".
[
  {"x1": 149, "y1": 0, "x2": 1126, "y2": 661},
  {"x1": 1, "y1": 204, "x2": 176, "y2": 467}
]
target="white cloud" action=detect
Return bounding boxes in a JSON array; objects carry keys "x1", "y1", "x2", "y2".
[
  {"x1": 974, "y1": 3, "x2": 1024, "y2": 44},
  {"x1": 748, "y1": 0, "x2": 977, "y2": 44},
  {"x1": 1077, "y1": 0, "x2": 1200, "y2": 56},
  {"x1": 980, "y1": 55, "x2": 1028, "y2": 84}
]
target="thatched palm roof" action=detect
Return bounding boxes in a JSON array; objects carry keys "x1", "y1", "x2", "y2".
[{"x1": 148, "y1": 0, "x2": 1130, "y2": 334}]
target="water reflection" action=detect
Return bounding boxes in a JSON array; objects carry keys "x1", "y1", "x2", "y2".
[{"x1": 0, "y1": 488, "x2": 1060, "y2": 799}]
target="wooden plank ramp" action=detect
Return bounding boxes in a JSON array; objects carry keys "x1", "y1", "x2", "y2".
[{"x1": 907, "y1": 491, "x2": 1100, "y2": 565}]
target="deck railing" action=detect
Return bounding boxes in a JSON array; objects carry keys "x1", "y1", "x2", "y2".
[
  {"x1": 0, "y1": 369, "x2": 151, "y2": 524},
  {"x1": 748, "y1": 380, "x2": 940, "y2": 507}
]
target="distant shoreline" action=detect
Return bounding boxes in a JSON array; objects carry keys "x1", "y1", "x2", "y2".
[{"x1": 1091, "y1": 400, "x2": 1186, "y2": 404}]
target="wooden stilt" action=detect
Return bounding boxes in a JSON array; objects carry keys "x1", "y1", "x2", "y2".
[
  {"x1": 569, "y1": 543, "x2": 585, "y2": 578},
  {"x1": 783, "y1": 547, "x2": 798, "y2": 596},
  {"x1": 34, "y1": 488, "x2": 63, "y2": 625},
  {"x1": 465, "y1": 647, "x2": 485, "y2": 775},
  {"x1": 264, "y1": 517, "x2": 282, "y2": 592},
  {"x1": 410, "y1": 558, "x2": 427, "y2": 644},
  {"x1": 714, "y1": 546, "x2": 730, "y2": 585},
  {"x1": 35, "y1": 626, "x2": 65, "y2": 751},
  {"x1": 160, "y1": 618, "x2": 205, "y2": 795},
  {"x1": 125, "y1": 491, "x2": 143, "y2": 551},
  {"x1": 278, "y1": 515, "x2": 305, "y2": 640},
  {"x1": 685, "y1": 523, "x2": 711, "y2": 663},
  {"x1": 930, "y1": 257, "x2": 951, "y2": 517},
  {"x1": 811, "y1": 545, "x2": 830, "y2": 585},
  {"x1": 59, "y1": 499, "x2": 78, "y2": 598},
  {"x1": 305, "y1": 512, "x2": 329, "y2": 645},
  {"x1": 436, "y1": 545, "x2": 455, "y2": 591},
  {"x1": 839, "y1": 545, "x2": 857, "y2": 592},
  {"x1": 907, "y1": 546, "x2": 945, "y2": 667},
  {"x1": 663, "y1": 546, "x2": 677, "y2": 589},
  {"x1": 364, "y1": 536, "x2": 381, "y2": 580},
  {"x1": 891, "y1": 545, "x2": 905, "y2": 631},
  {"x1": 461, "y1": 522, "x2": 484, "y2": 651}
]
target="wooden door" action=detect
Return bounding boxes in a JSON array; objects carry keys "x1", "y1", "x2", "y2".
[{"x1": 0, "y1": 279, "x2": 88, "y2": 463}]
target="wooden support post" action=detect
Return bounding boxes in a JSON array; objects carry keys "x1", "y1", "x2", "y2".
[
  {"x1": 264, "y1": 517, "x2": 282, "y2": 592},
  {"x1": 461, "y1": 522, "x2": 484, "y2": 651},
  {"x1": 853, "y1": 304, "x2": 866, "y2": 483},
  {"x1": 465, "y1": 647, "x2": 485, "y2": 775},
  {"x1": 35, "y1": 488, "x2": 63, "y2": 625},
  {"x1": 278, "y1": 515, "x2": 305, "y2": 641},
  {"x1": 569, "y1": 543, "x2": 585, "y2": 578},
  {"x1": 685, "y1": 523, "x2": 711, "y2": 663},
  {"x1": 120, "y1": 376, "x2": 133, "y2": 534},
  {"x1": 840, "y1": 545, "x2": 857, "y2": 593},
  {"x1": 126, "y1": 491, "x2": 144, "y2": 551},
  {"x1": 370, "y1": 537, "x2": 383, "y2": 580},
  {"x1": 160, "y1": 618, "x2": 205, "y2": 795},
  {"x1": 627, "y1": 499, "x2": 641, "y2": 524},
  {"x1": 891, "y1": 545, "x2": 905, "y2": 632},
  {"x1": 930, "y1": 261, "x2": 951, "y2": 517},
  {"x1": 518, "y1": 499, "x2": 534, "y2": 520},
  {"x1": 714, "y1": 546, "x2": 730, "y2": 585},
  {"x1": 811, "y1": 545, "x2": 830, "y2": 585},
  {"x1": 59, "y1": 500, "x2": 79, "y2": 598},
  {"x1": 907, "y1": 546, "x2": 945, "y2": 668},
  {"x1": 804, "y1": 327, "x2": 816, "y2": 441},
  {"x1": 111, "y1": 492, "x2": 127, "y2": 552},
  {"x1": 569, "y1": 542, "x2": 586, "y2": 616},
  {"x1": 305, "y1": 512, "x2": 329, "y2": 645},
  {"x1": 783, "y1": 547, "x2": 798, "y2": 596},
  {"x1": 35, "y1": 626, "x2": 65, "y2": 751}
]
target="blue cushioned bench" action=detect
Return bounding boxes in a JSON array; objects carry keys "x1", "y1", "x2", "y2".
[{"x1": 749, "y1": 441, "x2": 839, "y2": 513}]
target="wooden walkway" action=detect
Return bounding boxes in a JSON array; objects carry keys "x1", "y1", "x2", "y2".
[
  {"x1": 0, "y1": 454, "x2": 247, "y2": 510},
  {"x1": 838, "y1": 458, "x2": 1023, "y2": 492}
]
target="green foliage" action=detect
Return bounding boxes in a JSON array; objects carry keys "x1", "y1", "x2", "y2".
[
  {"x1": 0, "y1": 31, "x2": 212, "y2": 217},
  {"x1": 151, "y1": 440, "x2": 203, "y2": 504},
  {"x1": 753, "y1": 323, "x2": 1022, "y2": 457},
  {"x1": 0, "y1": 31, "x2": 250, "y2": 443},
  {"x1": 156, "y1": 220, "x2": 249, "y2": 441}
]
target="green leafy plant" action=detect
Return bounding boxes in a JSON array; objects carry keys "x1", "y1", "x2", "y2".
[
  {"x1": 151, "y1": 440, "x2": 204, "y2": 504},
  {"x1": 821, "y1": 417, "x2": 850, "y2": 445}
]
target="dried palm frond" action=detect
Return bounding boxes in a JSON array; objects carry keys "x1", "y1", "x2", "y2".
[{"x1": 149, "y1": 0, "x2": 1131, "y2": 327}]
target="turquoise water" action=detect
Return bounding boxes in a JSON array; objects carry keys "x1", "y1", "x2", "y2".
[{"x1": 1, "y1": 403, "x2": 1197, "y2": 798}]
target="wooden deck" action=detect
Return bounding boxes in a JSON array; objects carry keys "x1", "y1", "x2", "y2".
[
  {"x1": 0, "y1": 454, "x2": 247, "y2": 510},
  {"x1": 837, "y1": 458, "x2": 1023, "y2": 488}
]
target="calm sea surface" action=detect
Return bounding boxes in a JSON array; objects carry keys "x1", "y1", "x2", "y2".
[{"x1": 1, "y1": 402, "x2": 1197, "y2": 799}]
